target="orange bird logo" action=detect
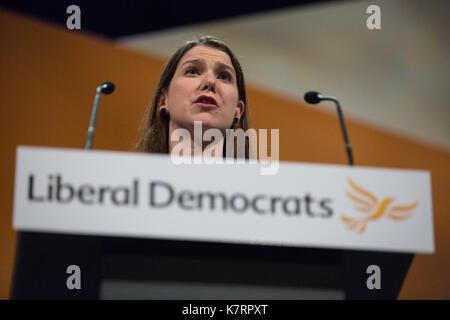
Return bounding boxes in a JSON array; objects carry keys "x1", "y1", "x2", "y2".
[{"x1": 341, "y1": 178, "x2": 418, "y2": 234}]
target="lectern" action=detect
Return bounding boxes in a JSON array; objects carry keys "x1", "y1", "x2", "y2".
[{"x1": 10, "y1": 147, "x2": 434, "y2": 299}]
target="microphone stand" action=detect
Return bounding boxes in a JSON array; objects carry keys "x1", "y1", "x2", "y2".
[
  {"x1": 85, "y1": 82, "x2": 115, "y2": 150},
  {"x1": 320, "y1": 96, "x2": 354, "y2": 166},
  {"x1": 85, "y1": 86, "x2": 103, "y2": 150}
]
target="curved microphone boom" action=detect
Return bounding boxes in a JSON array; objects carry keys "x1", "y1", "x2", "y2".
[
  {"x1": 85, "y1": 82, "x2": 115, "y2": 150},
  {"x1": 304, "y1": 91, "x2": 354, "y2": 166}
]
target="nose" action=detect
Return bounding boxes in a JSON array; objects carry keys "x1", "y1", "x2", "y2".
[{"x1": 200, "y1": 71, "x2": 216, "y2": 92}]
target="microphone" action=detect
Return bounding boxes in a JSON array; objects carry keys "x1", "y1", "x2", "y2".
[
  {"x1": 100, "y1": 81, "x2": 115, "y2": 94},
  {"x1": 304, "y1": 91, "x2": 354, "y2": 166},
  {"x1": 85, "y1": 82, "x2": 116, "y2": 150}
]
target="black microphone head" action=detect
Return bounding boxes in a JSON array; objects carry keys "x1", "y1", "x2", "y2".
[
  {"x1": 304, "y1": 91, "x2": 321, "y2": 104},
  {"x1": 101, "y1": 82, "x2": 115, "y2": 94}
]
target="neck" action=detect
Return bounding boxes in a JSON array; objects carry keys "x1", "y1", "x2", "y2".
[{"x1": 168, "y1": 121, "x2": 225, "y2": 158}]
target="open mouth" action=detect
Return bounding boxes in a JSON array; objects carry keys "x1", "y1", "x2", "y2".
[{"x1": 194, "y1": 95, "x2": 218, "y2": 107}]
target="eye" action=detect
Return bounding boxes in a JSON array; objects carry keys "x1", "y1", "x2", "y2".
[
  {"x1": 185, "y1": 67, "x2": 199, "y2": 75},
  {"x1": 218, "y1": 72, "x2": 232, "y2": 81}
]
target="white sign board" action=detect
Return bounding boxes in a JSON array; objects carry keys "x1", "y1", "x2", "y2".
[{"x1": 13, "y1": 146, "x2": 435, "y2": 253}]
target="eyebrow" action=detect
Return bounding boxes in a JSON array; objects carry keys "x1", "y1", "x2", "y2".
[{"x1": 181, "y1": 59, "x2": 235, "y2": 74}]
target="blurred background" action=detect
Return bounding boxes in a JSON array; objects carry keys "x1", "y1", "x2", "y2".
[{"x1": 0, "y1": 0, "x2": 449, "y2": 299}]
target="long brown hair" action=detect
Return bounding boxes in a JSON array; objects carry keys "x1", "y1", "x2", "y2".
[{"x1": 134, "y1": 35, "x2": 251, "y2": 157}]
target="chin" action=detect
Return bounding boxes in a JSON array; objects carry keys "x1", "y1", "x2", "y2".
[{"x1": 191, "y1": 115, "x2": 225, "y2": 130}]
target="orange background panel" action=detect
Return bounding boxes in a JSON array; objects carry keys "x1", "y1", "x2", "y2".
[{"x1": 0, "y1": 9, "x2": 449, "y2": 299}]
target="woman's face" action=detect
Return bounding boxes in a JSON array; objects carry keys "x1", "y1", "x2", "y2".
[{"x1": 159, "y1": 45, "x2": 245, "y2": 132}]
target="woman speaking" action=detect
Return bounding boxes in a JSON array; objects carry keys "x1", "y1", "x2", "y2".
[{"x1": 135, "y1": 35, "x2": 251, "y2": 159}]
